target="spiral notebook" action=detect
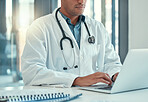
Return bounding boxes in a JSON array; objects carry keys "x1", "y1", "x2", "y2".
[{"x1": 0, "y1": 89, "x2": 82, "y2": 102}]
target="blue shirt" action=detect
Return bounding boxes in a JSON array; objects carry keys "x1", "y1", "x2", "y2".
[{"x1": 59, "y1": 12, "x2": 85, "y2": 48}]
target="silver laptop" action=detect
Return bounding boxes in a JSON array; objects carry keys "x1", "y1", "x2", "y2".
[{"x1": 79, "y1": 49, "x2": 148, "y2": 94}]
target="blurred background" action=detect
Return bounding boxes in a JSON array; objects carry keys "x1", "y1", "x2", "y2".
[{"x1": 0, "y1": 0, "x2": 148, "y2": 87}]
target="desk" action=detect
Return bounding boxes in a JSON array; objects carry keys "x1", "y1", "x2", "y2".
[{"x1": 0, "y1": 86, "x2": 148, "y2": 102}]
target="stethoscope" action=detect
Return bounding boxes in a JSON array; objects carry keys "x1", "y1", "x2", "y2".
[{"x1": 55, "y1": 8, "x2": 95, "y2": 70}]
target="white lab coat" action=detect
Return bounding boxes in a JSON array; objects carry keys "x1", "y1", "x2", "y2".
[{"x1": 21, "y1": 8, "x2": 122, "y2": 87}]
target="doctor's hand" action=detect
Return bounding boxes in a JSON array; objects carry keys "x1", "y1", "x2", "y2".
[{"x1": 72, "y1": 72, "x2": 112, "y2": 87}]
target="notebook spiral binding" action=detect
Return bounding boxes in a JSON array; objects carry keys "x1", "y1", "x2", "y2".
[{"x1": 0, "y1": 92, "x2": 82, "y2": 102}]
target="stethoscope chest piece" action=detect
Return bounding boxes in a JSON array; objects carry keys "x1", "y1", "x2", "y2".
[{"x1": 88, "y1": 36, "x2": 95, "y2": 44}]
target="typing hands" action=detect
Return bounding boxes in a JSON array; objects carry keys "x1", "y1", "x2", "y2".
[{"x1": 73, "y1": 72, "x2": 119, "y2": 87}]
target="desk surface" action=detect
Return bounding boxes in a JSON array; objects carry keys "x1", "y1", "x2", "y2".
[{"x1": 0, "y1": 86, "x2": 148, "y2": 102}]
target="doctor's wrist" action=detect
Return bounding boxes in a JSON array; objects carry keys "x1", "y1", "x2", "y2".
[{"x1": 72, "y1": 77, "x2": 82, "y2": 86}]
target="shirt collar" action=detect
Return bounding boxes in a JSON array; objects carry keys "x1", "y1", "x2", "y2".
[{"x1": 59, "y1": 11, "x2": 85, "y2": 25}]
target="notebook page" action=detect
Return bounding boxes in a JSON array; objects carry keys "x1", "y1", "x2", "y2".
[
  {"x1": 0, "y1": 88, "x2": 82, "y2": 102},
  {"x1": 0, "y1": 89, "x2": 61, "y2": 97}
]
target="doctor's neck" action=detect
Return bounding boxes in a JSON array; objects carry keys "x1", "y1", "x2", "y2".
[{"x1": 60, "y1": 8, "x2": 83, "y2": 25}]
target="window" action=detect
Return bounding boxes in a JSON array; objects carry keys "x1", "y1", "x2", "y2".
[
  {"x1": 83, "y1": 0, "x2": 119, "y2": 52},
  {"x1": 0, "y1": 0, "x2": 34, "y2": 87},
  {"x1": 18, "y1": 0, "x2": 34, "y2": 73}
]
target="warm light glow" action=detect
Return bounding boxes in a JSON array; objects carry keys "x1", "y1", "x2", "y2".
[
  {"x1": 94, "y1": 0, "x2": 101, "y2": 22},
  {"x1": 18, "y1": 0, "x2": 34, "y2": 71},
  {"x1": 6, "y1": 0, "x2": 12, "y2": 40},
  {"x1": 19, "y1": 0, "x2": 34, "y2": 28}
]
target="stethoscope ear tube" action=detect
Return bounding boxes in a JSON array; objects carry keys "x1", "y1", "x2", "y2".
[
  {"x1": 55, "y1": 8, "x2": 66, "y2": 38},
  {"x1": 56, "y1": 8, "x2": 74, "y2": 50},
  {"x1": 84, "y1": 22, "x2": 91, "y2": 36},
  {"x1": 56, "y1": 8, "x2": 76, "y2": 69}
]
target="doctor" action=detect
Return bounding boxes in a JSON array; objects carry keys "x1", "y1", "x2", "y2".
[{"x1": 21, "y1": 0, "x2": 122, "y2": 87}]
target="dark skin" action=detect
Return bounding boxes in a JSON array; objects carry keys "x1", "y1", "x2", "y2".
[{"x1": 60, "y1": 0, "x2": 119, "y2": 87}]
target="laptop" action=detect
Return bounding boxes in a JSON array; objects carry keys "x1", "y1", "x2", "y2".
[{"x1": 79, "y1": 49, "x2": 148, "y2": 94}]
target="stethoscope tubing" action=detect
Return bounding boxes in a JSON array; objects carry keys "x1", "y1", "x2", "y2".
[{"x1": 55, "y1": 7, "x2": 95, "y2": 70}]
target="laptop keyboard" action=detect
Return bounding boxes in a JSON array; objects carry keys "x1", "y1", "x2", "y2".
[{"x1": 95, "y1": 85, "x2": 112, "y2": 90}]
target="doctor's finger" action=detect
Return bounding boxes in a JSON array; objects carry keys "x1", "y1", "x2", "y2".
[
  {"x1": 96, "y1": 73, "x2": 112, "y2": 83},
  {"x1": 95, "y1": 77, "x2": 112, "y2": 85},
  {"x1": 113, "y1": 74, "x2": 118, "y2": 81},
  {"x1": 95, "y1": 78, "x2": 111, "y2": 85},
  {"x1": 105, "y1": 73, "x2": 110, "y2": 78},
  {"x1": 95, "y1": 72, "x2": 110, "y2": 79}
]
